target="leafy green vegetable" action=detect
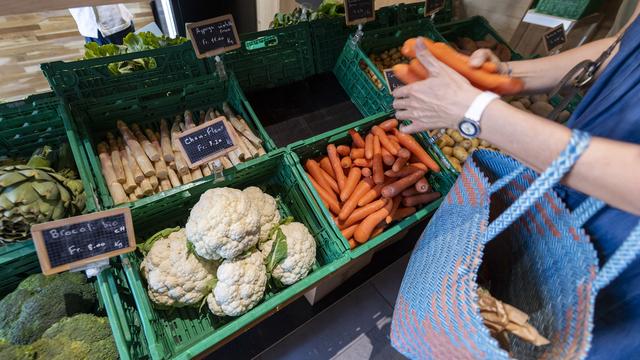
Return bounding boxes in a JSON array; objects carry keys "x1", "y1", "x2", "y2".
[
  {"x1": 138, "y1": 227, "x2": 182, "y2": 255},
  {"x1": 271, "y1": 0, "x2": 345, "y2": 28},
  {"x1": 265, "y1": 228, "x2": 288, "y2": 273}
]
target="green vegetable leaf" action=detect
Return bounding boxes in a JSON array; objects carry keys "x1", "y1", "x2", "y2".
[
  {"x1": 280, "y1": 216, "x2": 294, "y2": 226},
  {"x1": 123, "y1": 33, "x2": 146, "y2": 52},
  {"x1": 138, "y1": 227, "x2": 181, "y2": 255},
  {"x1": 265, "y1": 228, "x2": 288, "y2": 273}
]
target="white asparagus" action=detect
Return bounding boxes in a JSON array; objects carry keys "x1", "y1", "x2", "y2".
[
  {"x1": 117, "y1": 120, "x2": 155, "y2": 176},
  {"x1": 128, "y1": 193, "x2": 138, "y2": 202},
  {"x1": 220, "y1": 157, "x2": 233, "y2": 169},
  {"x1": 191, "y1": 167, "x2": 203, "y2": 180},
  {"x1": 97, "y1": 142, "x2": 128, "y2": 205},
  {"x1": 184, "y1": 110, "x2": 196, "y2": 128},
  {"x1": 170, "y1": 120, "x2": 190, "y2": 175},
  {"x1": 140, "y1": 178, "x2": 154, "y2": 196},
  {"x1": 201, "y1": 164, "x2": 212, "y2": 176},
  {"x1": 225, "y1": 123, "x2": 249, "y2": 161},
  {"x1": 134, "y1": 186, "x2": 144, "y2": 199},
  {"x1": 145, "y1": 128, "x2": 168, "y2": 180},
  {"x1": 222, "y1": 102, "x2": 246, "y2": 132},
  {"x1": 181, "y1": 172, "x2": 193, "y2": 184},
  {"x1": 168, "y1": 161, "x2": 177, "y2": 171},
  {"x1": 148, "y1": 175, "x2": 159, "y2": 189},
  {"x1": 227, "y1": 151, "x2": 241, "y2": 166},
  {"x1": 160, "y1": 178, "x2": 172, "y2": 191},
  {"x1": 118, "y1": 148, "x2": 138, "y2": 194},
  {"x1": 131, "y1": 123, "x2": 160, "y2": 161},
  {"x1": 160, "y1": 119, "x2": 175, "y2": 162},
  {"x1": 205, "y1": 108, "x2": 215, "y2": 121},
  {"x1": 241, "y1": 135, "x2": 259, "y2": 158},
  {"x1": 124, "y1": 144, "x2": 145, "y2": 184},
  {"x1": 257, "y1": 146, "x2": 266, "y2": 156},
  {"x1": 106, "y1": 132, "x2": 126, "y2": 183},
  {"x1": 167, "y1": 167, "x2": 181, "y2": 188},
  {"x1": 239, "y1": 117, "x2": 263, "y2": 146},
  {"x1": 199, "y1": 110, "x2": 206, "y2": 124}
]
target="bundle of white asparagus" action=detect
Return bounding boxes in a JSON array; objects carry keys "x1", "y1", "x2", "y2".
[{"x1": 97, "y1": 103, "x2": 266, "y2": 205}]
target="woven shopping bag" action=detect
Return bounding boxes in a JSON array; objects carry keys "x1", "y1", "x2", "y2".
[{"x1": 390, "y1": 130, "x2": 640, "y2": 359}]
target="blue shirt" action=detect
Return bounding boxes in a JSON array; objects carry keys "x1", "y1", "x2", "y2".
[{"x1": 561, "y1": 15, "x2": 640, "y2": 359}]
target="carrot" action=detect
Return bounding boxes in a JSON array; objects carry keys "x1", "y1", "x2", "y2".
[
  {"x1": 403, "y1": 192, "x2": 441, "y2": 207},
  {"x1": 320, "y1": 169, "x2": 339, "y2": 194},
  {"x1": 344, "y1": 199, "x2": 388, "y2": 227},
  {"x1": 394, "y1": 130, "x2": 440, "y2": 172},
  {"x1": 348, "y1": 239, "x2": 358, "y2": 249},
  {"x1": 306, "y1": 159, "x2": 335, "y2": 195},
  {"x1": 393, "y1": 207, "x2": 417, "y2": 222},
  {"x1": 354, "y1": 200, "x2": 394, "y2": 244},
  {"x1": 415, "y1": 178, "x2": 430, "y2": 193},
  {"x1": 372, "y1": 126, "x2": 399, "y2": 155},
  {"x1": 340, "y1": 167, "x2": 362, "y2": 202},
  {"x1": 392, "y1": 149, "x2": 411, "y2": 172},
  {"x1": 382, "y1": 170, "x2": 426, "y2": 198},
  {"x1": 358, "y1": 180, "x2": 389, "y2": 207},
  {"x1": 309, "y1": 175, "x2": 341, "y2": 214},
  {"x1": 379, "y1": 119, "x2": 399, "y2": 132},
  {"x1": 385, "y1": 164, "x2": 425, "y2": 178},
  {"x1": 365, "y1": 134, "x2": 374, "y2": 160},
  {"x1": 373, "y1": 136, "x2": 385, "y2": 185},
  {"x1": 350, "y1": 148, "x2": 365, "y2": 159},
  {"x1": 392, "y1": 64, "x2": 423, "y2": 85},
  {"x1": 349, "y1": 129, "x2": 366, "y2": 148},
  {"x1": 381, "y1": 148, "x2": 396, "y2": 166},
  {"x1": 337, "y1": 145, "x2": 351, "y2": 156},
  {"x1": 401, "y1": 38, "x2": 497, "y2": 73},
  {"x1": 341, "y1": 157, "x2": 352, "y2": 169},
  {"x1": 327, "y1": 144, "x2": 347, "y2": 191},
  {"x1": 402, "y1": 187, "x2": 422, "y2": 197},
  {"x1": 409, "y1": 58, "x2": 430, "y2": 79},
  {"x1": 361, "y1": 167, "x2": 372, "y2": 178},
  {"x1": 319, "y1": 157, "x2": 336, "y2": 178},
  {"x1": 386, "y1": 196, "x2": 402, "y2": 224},
  {"x1": 339, "y1": 179, "x2": 374, "y2": 221},
  {"x1": 341, "y1": 224, "x2": 359, "y2": 240},
  {"x1": 371, "y1": 225, "x2": 386, "y2": 238},
  {"x1": 353, "y1": 158, "x2": 372, "y2": 167}
]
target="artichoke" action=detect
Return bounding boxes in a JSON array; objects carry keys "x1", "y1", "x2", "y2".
[{"x1": 0, "y1": 146, "x2": 86, "y2": 243}]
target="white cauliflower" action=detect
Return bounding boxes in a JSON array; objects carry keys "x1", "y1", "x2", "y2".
[
  {"x1": 207, "y1": 249, "x2": 267, "y2": 317},
  {"x1": 140, "y1": 228, "x2": 218, "y2": 307},
  {"x1": 243, "y1": 186, "x2": 280, "y2": 241},
  {"x1": 260, "y1": 222, "x2": 316, "y2": 285},
  {"x1": 186, "y1": 187, "x2": 261, "y2": 260}
]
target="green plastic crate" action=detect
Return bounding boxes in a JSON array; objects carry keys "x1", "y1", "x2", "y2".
[
  {"x1": 102, "y1": 150, "x2": 349, "y2": 359},
  {"x1": 288, "y1": 112, "x2": 456, "y2": 259},
  {"x1": 536, "y1": 0, "x2": 603, "y2": 20},
  {"x1": 333, "y1": 19, "x2": 445, "y2": 117},
  {"x1": 436, "y1": 16, "x2": 523, "y2": 61},
  {"x1": 65, "y1": 72, "x2": 275, "y2": 209},
  {"x1": 223, "y1": 23, "x2": 316, "y2": 91},
  {"x1": 0, "y1": 93, "x2": 98, "y2": 297},
  {"x1": 41, "y1": 43, "x2": 210, "y2": 102},
  {"x1": 393, "y1": 1, "x2": 454, "y2": 25}
]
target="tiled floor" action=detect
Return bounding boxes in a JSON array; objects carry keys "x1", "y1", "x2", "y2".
[{"x1": 256, "y1": 255, "x2": 411, "y2": 360}]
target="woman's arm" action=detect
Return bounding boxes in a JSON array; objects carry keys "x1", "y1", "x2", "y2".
[{"x1": 393, "y1": 42, "x2": 640, "y2": 216}]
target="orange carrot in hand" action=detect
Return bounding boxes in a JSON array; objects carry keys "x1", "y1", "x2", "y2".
[
  {"x1": 392, "y1": 64, "x2": 422, "y2": 85},
  {"x1": 409, "y1": 58, "x2": 429, "y2": 79},
  {"x1": 349, "y1": 129, "x2": 366, "y2": 148},
  {"x1": 340, "y1": 167, "x2": 362, "y2": 202},
  {"x1": 328, "y1": 144, "x2": 346, "y2": 191},
  {"x1": 394, "y1": 130, "x2": 440, "y2": 172}
]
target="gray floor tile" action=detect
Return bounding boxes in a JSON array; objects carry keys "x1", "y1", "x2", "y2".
[
  {"x1": 256, "y1": 283, "x2": 393, "y2": 360},
  {"x1": 370, "y1": 254, "x2": 411, "y2": 307}
]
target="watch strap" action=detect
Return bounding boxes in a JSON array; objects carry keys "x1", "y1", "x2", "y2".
[{"x1": 464, "y1": 91, "x2": 500, "y2": 122}]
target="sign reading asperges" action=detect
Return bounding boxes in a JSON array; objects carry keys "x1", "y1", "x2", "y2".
[
  {"x1": 384, "y1": 69, "x2": 405, "y2": 92},
  {"x1": 177, "y1": 116, "x2": 238, "y2": 168},
  {"x1": 424, "y1": 0, "x2": 445, "y2": 17},
  {"x1": 31, "y1": 208, "x2": 135, "y2": 275},
  {"x1": 543, "y1": 24, "x2": 567, "y2": 53},
  {"x1": 187, "y1": 14, "x2": 241, "y2": 59},
  {"x1": 345, "y1": 0, "x2": 375, "y2": 25}
]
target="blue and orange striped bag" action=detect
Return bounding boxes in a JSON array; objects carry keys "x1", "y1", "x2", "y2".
[{"x1": 391, "y1": 131, "x2": 640, "y2": 359}]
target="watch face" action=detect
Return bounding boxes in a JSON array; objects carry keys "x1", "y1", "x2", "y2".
[{"x1": 459, "y1": 119, "x2": 480, "y2": 138}]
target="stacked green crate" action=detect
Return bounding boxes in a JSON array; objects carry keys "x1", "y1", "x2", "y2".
[
  {"x1": 394, "y1": 1, "x2": 454, "y2": 25},
  {"x1": 333, "y1": 19, "x2": 445, "y2": 117},
  {"x1": 100, "y1": 150, "x2": 349, "y2": 359},
  {"x1": 536, "y1": 0, "x2": 604, "y2": 19},
  {"x1": 0, "y1": 93, "x2": 98, "y2": 296},
  {"x1": 289, "y1": 113, "x2": 456, "y2": 259}
]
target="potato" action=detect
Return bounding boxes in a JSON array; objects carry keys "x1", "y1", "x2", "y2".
[
  {"x1": 437, "y1": 134, "x2": 455, "y2": 147},
  {"x1": 446, "y1": 155, "x2": 463, "y2": 172},
  {"x1": 450, "y1": 130, "x2": 465, "y2": 143},
  {"x1": 446, "y1": 128, "x2": 455, "y2": 136},
  {"x1": 481, "y1": 35, "x2": 498, "y2": 49},
  {"x1": 480, "y1": 139, "x2": 491, "y2": 147},
  {"x1": 442, "y1": 146, "x2": 454, "y2": 156},
  {"x1": 518, "y1": 97, "x2": 532, "y2": 108},
  {"x1": 460, "y1": 139, "x2": 473, "y2": 150},
  {"x1": 471, "y1": 138, "x2": 480, "y2": 148},
  {"x1": 530, "y1": 101, "x2": 554, "y2": 117},
  {"x1": 453, "y1": 146, "x2": 469, "y2": 162},
  {"x1": 476, "y1": 40, "x2": 497, "y2": 49},
  {"x1": 558, "y1": 110, "x2": 571, "y2": 123},
  {"x1": 510, "y1": 101, "x2": 527, "y2": 111},
  {"x1": 458, "y1": 37, "x2": 478, "y2": 52},
  {"x1": 495, "y1": 43, "x2": 512, "y2": 62},
  {"x1": 531, "y1": 94, "x2": 549, "y2": 103}
]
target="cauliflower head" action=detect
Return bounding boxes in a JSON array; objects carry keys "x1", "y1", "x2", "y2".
[
  {"x1": 140, "y1": 228, "x2": 218, "y2": 307},
  {"x1": 186, "y1": 187, "x2": 261, "y2": 260},
  {"x1": 261, "y1": 222, "x2": 316, "y2": 285},
  {"x1": 207, "y1": 249, "x2": 267, "y2": 317},
  {"x1": 243, "y1": 186, "x2": 280, "y2": 241}
]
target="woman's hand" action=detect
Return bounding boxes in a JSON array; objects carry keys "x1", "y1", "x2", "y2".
[
  {"x1": 392, "y1": 38, "x2": 482, "y2": 134},
  {"x1": 469, "y1": 49, "x2": 509, "y2": 74}
]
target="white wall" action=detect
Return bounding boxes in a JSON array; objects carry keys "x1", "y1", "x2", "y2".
[{"x1": 462, "y1": 0, "x2": 532, "y2": 39}]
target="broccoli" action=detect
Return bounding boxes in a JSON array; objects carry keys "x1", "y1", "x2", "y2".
[
  {"x1": 0, "y1": 272, "x2": 97, "y2": 344},
  {"x1": 0, "y1": 339, "x2": 33, "y2": 360},
  {"x1": 41, "y1": 314, "x2": 117, "y2": 360}
]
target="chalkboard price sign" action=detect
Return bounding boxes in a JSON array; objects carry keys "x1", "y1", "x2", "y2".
[
  {"x1": 384, "y1": 69, "x2": 405, "y2": 92},
  {"x1": 543, "y1": 24, "x2": 567, "y2": 53},
  {"x1": 424, "y1": 0, "x2": 446, "y2": 16},
  {"x1": 177, "y1": 116, "x2": 237, "y2": 168},
  {"x1": 187, "y1": 14, "x2": 241, "y2": 59},
  {"x1": 345, "y1": 0, "x2": 375, "y2": 25},
  {"x1": 31, "y1": 208, "x2": 135, "y2": 275}
]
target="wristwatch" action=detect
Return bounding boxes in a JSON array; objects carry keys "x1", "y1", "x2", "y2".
[{"x1": 458, "y1": 91, "x2": 500, "y2": 139}]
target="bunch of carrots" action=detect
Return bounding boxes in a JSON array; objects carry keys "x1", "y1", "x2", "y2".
[
  {"x1": 391, "y1": 37, "x2": 524, "y2": 95},
  {"x1": 97, "y1": 103, "x2": 265, "y2": 205},
  {"x1": 304, "y1": 119, "x2": 442, "y2": 249}
]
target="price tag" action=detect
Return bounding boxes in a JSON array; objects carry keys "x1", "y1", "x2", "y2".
[
  {"x1": 187, "y1": 14, "x2": 241, "y2": 59},
  {"x1": 424, "y1": 0, "x2": 445, "y2": 17},
  {"x1": 543, "y1": 24, "x2": 567, "y2": 53},
  {"x1": 345, "y1": 0, "x2": 375, "y2": 26},
  {"x1": 383, "y1": 69, "x2": 405, "y2": 92},
  {"x1": 31, "y1": 208, "x2": 135, "y2": 275},
  {"x1": 177, "y1": 116, "x2": 237, "y2": 168}
]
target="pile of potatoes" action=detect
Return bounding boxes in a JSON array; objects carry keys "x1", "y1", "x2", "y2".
[
  {"x1": 451, "y1": 35, "x2": 512, "y2": 62},
  {"x1": 429, "y1": 129, "x2": 500, "y2": 173},
  {"x1": 505, "y1": 94, "x2": 571, "y2": 123},
  {"x1": 365, "y1": 46, "x2": 409, "y2": 90}
]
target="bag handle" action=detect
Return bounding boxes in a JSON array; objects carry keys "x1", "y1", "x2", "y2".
[{"x1": 484, "y1": 130, "x2": 592, "y2": 242}]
